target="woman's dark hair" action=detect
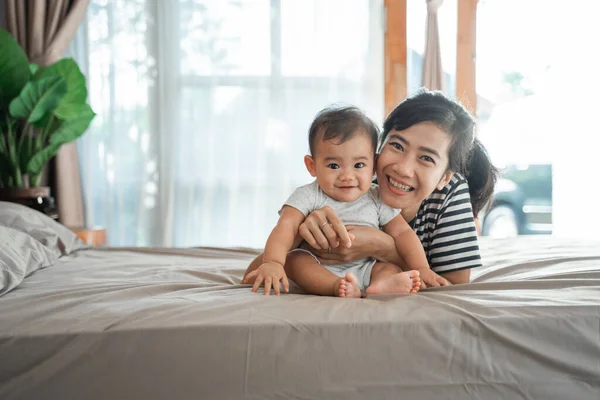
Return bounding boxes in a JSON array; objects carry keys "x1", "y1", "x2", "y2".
[
  {"x1": 382, "y1": 89, "x2": 498, "y2": 217},
  {"x1": 308, "y1": 105, "x2": 379, "y2": 156}
]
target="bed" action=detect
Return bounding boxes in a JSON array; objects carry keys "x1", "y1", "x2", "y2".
[{"x1": 1, "y1": 203, "x2": 600, "y2": 400}]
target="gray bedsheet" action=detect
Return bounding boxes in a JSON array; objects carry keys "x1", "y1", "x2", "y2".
[{"x1": 1, "y1": 236, "x2": 599, "y2": 400}]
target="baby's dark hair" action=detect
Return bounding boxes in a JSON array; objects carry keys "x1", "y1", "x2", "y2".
[
  {"x1": 382, "y1": 90, "x2": 499, "y2": 217},
  {"x1": 308, "y1": 105, "x2": 379, "y2": 156}
]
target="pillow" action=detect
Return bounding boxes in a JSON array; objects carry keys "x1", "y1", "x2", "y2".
[
  {"x1": 0, "y1": 201, "x2": 89, "y2": 257},
  {"x1": 0, "y1": 225, "x2": 58, "y2": 297}
]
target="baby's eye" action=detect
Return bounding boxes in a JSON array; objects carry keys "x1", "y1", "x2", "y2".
[
  {"x1": 420, "y1": 155, "x2": 435, "y2": 164},
  {"x1": 354, "y1": 162, "x2": 366, "y2": 168},
  {"x1": 327, "y1": 163, "x2": 340, "y2": 169},
  {"x1": 390, "y1": 142, "x2": 404, "y2": 151}
]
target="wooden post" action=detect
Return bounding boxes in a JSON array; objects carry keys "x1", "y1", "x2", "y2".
[
  {"x1": 456, "y1": 0, "x2": 478, "y2": 115},
  {"x1": 384, "y1": 0, "x2": 407, "y2": 116}
]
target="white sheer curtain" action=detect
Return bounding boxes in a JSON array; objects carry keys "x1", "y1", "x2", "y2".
[{"x1": 76, "y1": 0, "x2": 384, "y2": 248}]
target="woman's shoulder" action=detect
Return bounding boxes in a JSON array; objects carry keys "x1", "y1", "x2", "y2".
[
  {"x1": 424, "y1": 173, "x2": 468, "y2": 204},
  {"x1": 438, "y1": 173, "x2": 468, "y2": 195}
]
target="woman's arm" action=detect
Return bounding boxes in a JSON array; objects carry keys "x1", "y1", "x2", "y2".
[
  {"x1": 304, "y1": 224, "x2": 402, "y2": 265},
  {"x1": 297, "y1": 206, "x2": 383, "y2": 263},
  {"x1": 424, "y1": 178, "x2": 481, "y2": 285},
  {"x1": 440, "y1": 269, "x2": 471, "y2": 285}
]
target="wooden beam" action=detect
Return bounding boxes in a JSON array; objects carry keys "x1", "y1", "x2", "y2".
[
  {"x1": 456, "y1": 0, "x2": 477, "y2": 115},
  {"x1": 384, "y1": 0, "x2": 407, "y2": 116}
]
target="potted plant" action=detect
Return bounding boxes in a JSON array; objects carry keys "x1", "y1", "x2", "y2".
[{"x1": 0, "y1": 28, "x2": 95, "y2": 218}]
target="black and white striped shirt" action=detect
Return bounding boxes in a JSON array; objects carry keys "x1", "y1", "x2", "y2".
[{"x1": 409, "y1": 174, "x2": 482, "y2": 273}]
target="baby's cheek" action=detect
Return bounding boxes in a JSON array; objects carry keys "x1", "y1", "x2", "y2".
[{"x1": 361, "y1": 177, "x2": 372, "y2": 190}]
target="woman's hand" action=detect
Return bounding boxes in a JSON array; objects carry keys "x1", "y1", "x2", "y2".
[
  {"x1": 298, "y1": 206, "x2": 353, "y2": 250},
  {"x1": 304, "y1": 225, "x2": 396, "y2": 265}
]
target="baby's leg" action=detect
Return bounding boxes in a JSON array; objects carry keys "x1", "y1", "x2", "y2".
[
  {"x1": 285, "y1": 251, "x2": 361, "y2": 298},
  {"x1": 366, "y1": 262, "x2": 421, "y2": 295}
]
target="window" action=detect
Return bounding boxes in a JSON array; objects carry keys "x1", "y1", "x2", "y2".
[
  {"x1": 476, "y1": 0, "x2": 600, "y2": 238},
  {"x1": 78, "y1": 0, "x2": 385, "y2": 247}
]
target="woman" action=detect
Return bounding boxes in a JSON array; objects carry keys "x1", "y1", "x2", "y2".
[{"x1": 245, "y1": 90, "x2": 498, "y2": 288}]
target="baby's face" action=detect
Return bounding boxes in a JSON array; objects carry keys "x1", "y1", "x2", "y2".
[{"x1": 307, "y1": 133, "x2": 375, "y2": 202}]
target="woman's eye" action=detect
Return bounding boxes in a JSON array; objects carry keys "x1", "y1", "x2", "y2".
[
  {"x1": 327, "y1": 163, "x2": 340, "y2": 169},
  {"x1": 421, "y1": 155, "x2": 435, "y2": 164},
  {"x1": 390, "y1": 142, "x2": 403, "y2": 151},
  {"x1": 354, "y1": 162, "x2": 365, "y2": 168}
]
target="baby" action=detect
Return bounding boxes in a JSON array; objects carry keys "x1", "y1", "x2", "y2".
[{"x1": 245, "y1": 106, "x2": 438, "y2": 297}]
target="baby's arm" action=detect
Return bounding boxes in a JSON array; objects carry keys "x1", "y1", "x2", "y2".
[
  {"x1": 245, "y1": 206, "x2": 306, "y2": 295},
  {"x1": 382, "y1": 215, "x2": 449, "y2": 287}
]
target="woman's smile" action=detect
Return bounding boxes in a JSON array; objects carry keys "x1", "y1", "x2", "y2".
[{"x1": 386, "y1": 176, "x2": 414, "y2": 193}]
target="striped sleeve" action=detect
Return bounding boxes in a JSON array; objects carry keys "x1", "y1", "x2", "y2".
[{"x1": 426, "y1": 180, "x2": 482, "y2": 273}]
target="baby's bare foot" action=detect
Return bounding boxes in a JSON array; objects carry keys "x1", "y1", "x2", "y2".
[
  {"x1": 336, "y1": 273, "x2": 362, "y2": 298},
  {"x1": 366, "y1": 270, "x2": 421, "y2": 295}
]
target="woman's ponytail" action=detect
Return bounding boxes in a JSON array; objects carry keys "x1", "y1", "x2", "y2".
[{"x1": 465, "y1": 137, "x2": 499, "y2": 217}]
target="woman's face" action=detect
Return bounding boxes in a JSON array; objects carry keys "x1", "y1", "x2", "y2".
[{"x1": 377, "y1": 122, "x2": 454, "y2": 220}]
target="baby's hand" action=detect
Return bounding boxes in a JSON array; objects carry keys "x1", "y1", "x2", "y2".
[
  {"x1": 245, "y1": 262, "x2": 290, "y2": 296},
  {"x1": 418, "y1": 268, "x2": 450, "y2": 288}
]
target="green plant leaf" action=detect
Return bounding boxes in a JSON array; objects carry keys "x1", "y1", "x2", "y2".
[
  {"x1": 25, "y1": 104, "x2": 96, "y2": 175},
  {"x1": 0, "y1": 128, "x2": 9, "y2": 164},
  {"x1": 5, "y1": 121, "x2": 22, "y2": 187},
  {"x1": 25, "y1": 142, "x2": 61, "y2": 177},
  {"x1": 29, "y1": 63, "x2": 40, "y2": 76},
  {"x1": 37, "y1": 58, "x2": 87, "y2": 119},
  {"x1": 48, "y1": 104, "x2": 95, "y2": 145},
  {"x1": 8, "y1": 77, "x2": 67, "y2": 127},
  {"x1": 17, "y1": 131, "x2": 35, "y2": 171},
  {"x1": 0, "y1": 29, "x2": 30, "y2": 109}
]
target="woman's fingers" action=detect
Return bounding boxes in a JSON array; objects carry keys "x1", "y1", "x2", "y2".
[
  {"x1": 299, "y1": 207, "x2": 352, "y2": 250},
  {"x1": 298, "y1": 224, "x2": 320, "y2": 249},
  {"x1": 305, "y1": 212, "x2": 330, "y2": 249},
  {"x1": 312, "y1": 226, "x2": 331, "y2": 250},
  {"x1": 299, "y1": 209, "x2": 328, "y2": 250},
  {"x1": 323, "y1": 208, "x2": 351, "y2": 247},
  {"x1": 306, "y1": 243, "x2": 351, "y2": 265},
  {"x1": 320, "y1": 223, "x2": 340, "y2": 248}
]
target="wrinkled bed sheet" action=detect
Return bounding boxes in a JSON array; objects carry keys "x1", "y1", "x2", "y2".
[{"x1": 1, "y1": 236, "x2": 599, "y2": 400}]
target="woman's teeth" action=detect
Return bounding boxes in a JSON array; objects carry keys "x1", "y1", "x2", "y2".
[{"x1": 388, "y1": 176, "x2": 413, "y2": 192}]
